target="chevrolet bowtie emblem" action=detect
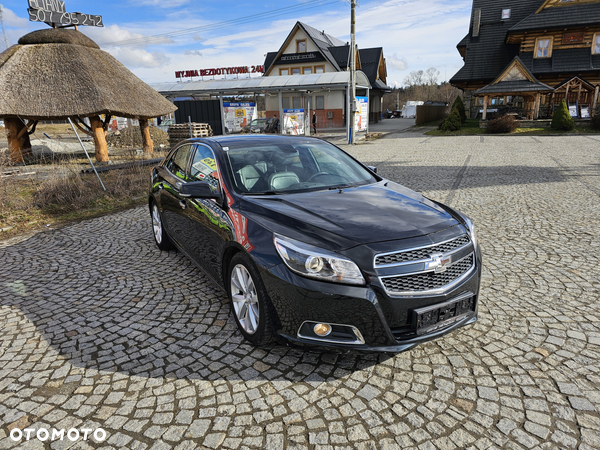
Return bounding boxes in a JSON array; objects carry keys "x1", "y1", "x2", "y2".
[{"x1": 425, "y1": 253, "x2": 452, "y2": 273}]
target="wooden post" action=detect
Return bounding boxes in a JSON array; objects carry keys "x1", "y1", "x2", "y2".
[
  {"x1": 4, "y1": 118, "x2": 33, "y2": 164},
  {"x1": 89, "y1": 115, "x2": 110, "y2": 162},
  {"x1": 533, "y1": 93, "x2": 541, "y2": 120},
  {"x1": 482, "y1": 95, "x2": 488, "y2": 120},
  {"x1": 139, "y1": 118, "x2": 154, "y2": 154},
  {"x1": 592, "y1": 86, "x2": 599, "y2": 113},
  {"x1": 564, "y1": 82, "x2": 570, "y2": 105}
]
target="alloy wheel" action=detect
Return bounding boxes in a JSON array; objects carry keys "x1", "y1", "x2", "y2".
[
  {"x1": 230, "y1": 264, "x2": 260, "y2": 334},
  {"x1": 152, "y1": 204, "x2": 163, "y2": 244}
]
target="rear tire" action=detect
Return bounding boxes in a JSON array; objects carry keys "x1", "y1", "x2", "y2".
[
  {"x1": 151, "y1": 201, "x2": 174, "y2": 250},
  {"x1": 228, "y1": 252, "x2": 274, "y2": 346}
]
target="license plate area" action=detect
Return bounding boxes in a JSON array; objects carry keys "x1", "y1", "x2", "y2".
[{"x1": 413, "y1": 293, "x2": 474, "y2": 335}]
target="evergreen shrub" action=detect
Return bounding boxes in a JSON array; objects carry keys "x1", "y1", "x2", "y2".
[
  {"x1": 451, "y1": 96, "x2": 467, "y2": 124},
  {"x1": 551, "y1": 100, "x2": 575, "y2": 131},
  {"x1": 440, "y1": 108, "x2": 462, "y2": 132}
]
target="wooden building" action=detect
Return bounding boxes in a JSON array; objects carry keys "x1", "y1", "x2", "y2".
[
  {"x1": 263, "y1": 22, "x2": 389, "y2": 128},
  {"x1": 451, "y1": 0, "x2": 600, "y2": 119}
]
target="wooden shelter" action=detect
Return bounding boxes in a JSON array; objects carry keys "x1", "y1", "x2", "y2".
[
  {"x1": 0, "y1": 29, "x2": 176, "y2": 164},
  {"x1": 475, "y1": 57, "x2": 553, "y2": 120}
]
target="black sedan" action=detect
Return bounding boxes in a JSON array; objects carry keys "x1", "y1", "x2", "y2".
[{"x1": 149, "y1": 135, "x2": 481, "y2": 352}]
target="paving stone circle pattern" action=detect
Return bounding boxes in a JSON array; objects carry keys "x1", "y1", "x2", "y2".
[{"x1": 0, "y1": 134, "x2": 599, "y2": 450}]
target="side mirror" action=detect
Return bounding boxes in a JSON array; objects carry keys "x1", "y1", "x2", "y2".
[
  {"x1": 180, "y1": 181, "x2": 222, "y2": 201},
  {"x1": 367, "y1": 166, "x2": 378, "y2": 174}
]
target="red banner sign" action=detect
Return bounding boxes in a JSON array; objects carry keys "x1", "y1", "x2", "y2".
[{"x1": 175, "y1": 65, "x2": 264, "y2": 79}]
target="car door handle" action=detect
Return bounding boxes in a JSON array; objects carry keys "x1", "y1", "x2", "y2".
[{"x1": 179, "y1": 200, "x2": 187, "y2": 210}]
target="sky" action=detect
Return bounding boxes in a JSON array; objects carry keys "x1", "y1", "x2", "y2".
[{"x1": 0, "y1": 0, "x2": 473, "y2": 87}]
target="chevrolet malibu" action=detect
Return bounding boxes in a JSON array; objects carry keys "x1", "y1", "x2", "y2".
[{"x1": 149, "y1": 135, "x2": 481, "y2": 352}]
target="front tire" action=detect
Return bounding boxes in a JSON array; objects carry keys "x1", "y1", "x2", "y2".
[
  {"x1": 228, "y1": 252, "x2": 274, "y2": 346},
  {"x1": 151, "y1": 201, "x2": 174, "y2": 250}
]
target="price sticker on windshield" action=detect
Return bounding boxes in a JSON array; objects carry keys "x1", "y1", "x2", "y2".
[{"x1": 201, "y1": 158, "x2": 217, "y2": 171}]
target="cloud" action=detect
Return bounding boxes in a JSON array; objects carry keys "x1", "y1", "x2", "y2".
[
  {"x1": 84, "y1": 24, "x2": 173, "y2": 48},
  {"x1": 387, "y1": 53, "x2": 408, "y2": 71},
  {"x1": 184, "y1": 50, "x2": 203, "y2": 57},
  {"x1": 2, "y1": 7, "x2": 31, "y2": 28},
  {"x1": 108, "y1": 47, "x2": 171, "y2": 68}
]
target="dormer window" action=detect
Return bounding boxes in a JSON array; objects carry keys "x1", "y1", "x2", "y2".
[
  {"x1": 535, "y1": 37, "x2": 553, "y2": 58},
  {"x1": 594, "y1": 33, "x2": 600, "y2": 55},
  {"x1": 297, "y1": 39, "x2": 306, "y2": 53},
  {"x1": 501, "y1": 9, "x2": 511, "y2": 20}
]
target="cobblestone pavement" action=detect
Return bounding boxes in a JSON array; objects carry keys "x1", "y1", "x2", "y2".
[{"x1": 1, "y1": 134, "x2": 599, "y2": 450}]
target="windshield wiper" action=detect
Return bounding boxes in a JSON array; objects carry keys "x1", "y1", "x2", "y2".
[
  {"x1": 246, "y1": 191, "x2": 281, "y2": 195},
  {"x1": 328, "y1": 184, "x2": 353, "y2": 191}
]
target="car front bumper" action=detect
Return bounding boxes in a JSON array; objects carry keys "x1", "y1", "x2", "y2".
[{"x1": 260, "y1": 261, "x2": 481, "y2": 353}]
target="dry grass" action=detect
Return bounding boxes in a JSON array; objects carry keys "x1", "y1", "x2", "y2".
[{"x1": 0, "y1": 145, "x2": 168, "y2": 240}]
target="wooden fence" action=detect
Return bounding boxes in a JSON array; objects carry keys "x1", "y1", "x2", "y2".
[{"x1": 415, "y1": 105, "x2": 449, "y2": 125}]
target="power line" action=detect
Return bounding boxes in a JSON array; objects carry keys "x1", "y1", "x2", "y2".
[{"x1": 98, "y1": 0, "x2": 339, "y2": 47}]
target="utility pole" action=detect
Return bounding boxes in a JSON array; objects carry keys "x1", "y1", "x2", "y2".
[
  {"x1": 349, "y1": 0, "x2": 357, "y2": 144},
  {"x1": 0, "y1": 5, "x2": 10, "y2": 51}
]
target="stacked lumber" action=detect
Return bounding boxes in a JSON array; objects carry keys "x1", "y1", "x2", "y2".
[{"x1": 168, "y1": 123, "x2": 213, "y2": 147}]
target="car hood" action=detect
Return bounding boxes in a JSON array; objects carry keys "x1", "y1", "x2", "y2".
[{"x1": 240, "y1": 181, "x2": 458, "y2": 249}]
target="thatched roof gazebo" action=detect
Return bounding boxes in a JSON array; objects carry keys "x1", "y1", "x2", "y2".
[{"x1": 0, "y1": 28, "x2": 176, "y2": 163}]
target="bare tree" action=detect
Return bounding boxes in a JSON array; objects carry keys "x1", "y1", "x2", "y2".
[
  {"x1": 425, "y1": 67, "x2": 440, "y2": 86},
  {"x1": 403, "y1": 70, "x2": 424, "y2": 87}
]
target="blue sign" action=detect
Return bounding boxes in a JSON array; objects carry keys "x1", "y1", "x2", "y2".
[{"x1": 223, "y1": 102, "x2": 255, "y2": 108}]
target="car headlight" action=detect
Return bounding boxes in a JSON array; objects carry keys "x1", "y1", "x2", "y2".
[
  {"x1": 273, "y1": 234, "x2": 365, "y2": 286},
  {"x1": 459, "y1": 213, "x2": 478, "y2": 248}
]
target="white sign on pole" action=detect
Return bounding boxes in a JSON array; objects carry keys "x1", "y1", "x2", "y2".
[
  {"x1": 283, "y1": 109, "x2": 304, "y2": 135},
  {"x1": 355, "y1": 97, "x2": 368, "y2": 132}
]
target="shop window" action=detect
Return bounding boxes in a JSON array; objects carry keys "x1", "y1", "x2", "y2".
[
  {"x1": 316, "y1": 96, "x2": 325, "y2": 110},
  {"x1": 303, "y1": 67, "x2": 312, "y2": 74},
  {"x1": 594, "y1": 33, "x2": 600, "y2": 55},
  {"x1": 279, "y1": 68, "x2": 289, "y2": 76},
  {"x1": 297, "y1": 39, "x2": 306, "y2": 53},
  {"x1": 315, "y1": 66, "x2": 325, "y2": 74},
  {"x1": 293, "y1": 97, "x2": 302, "y2": 109},
  {"x1": 535, "y1": 37, "x2": 553, "y2": 58},
  {"x1": 282, "y1": 97, "x2": 290, "y2": 109},
  {"x1": 292, "y1": 68, "x2": 300, "y2": 75}
]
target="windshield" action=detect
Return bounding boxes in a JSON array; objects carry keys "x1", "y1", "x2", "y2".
[{"x1": 224, "y1": 140, "x2": 377, "y2": 194}]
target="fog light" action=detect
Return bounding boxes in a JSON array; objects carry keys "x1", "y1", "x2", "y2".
[{"x1": 313, "y1": 323, "x2": 332, "y2": 337}]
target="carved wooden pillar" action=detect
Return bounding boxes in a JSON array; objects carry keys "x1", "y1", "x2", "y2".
[
  {"x1": 89, "y1": 115, "x2": 109, "y2": 162},
  {"x1": 4, "y1": 118, "x2": 33, "y2": 164},
  {"x1": 139, "y1": 118, "x2": 154, "y2": 154}
]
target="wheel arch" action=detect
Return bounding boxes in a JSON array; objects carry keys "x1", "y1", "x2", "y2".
[{"x1": 221, "y1": 243, "x2": 246, "y2": 293}]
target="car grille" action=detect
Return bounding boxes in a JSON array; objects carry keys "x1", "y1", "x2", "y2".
[
  {"x1": 381, "y1": 254, "x2": 474, "y2": 295},
  {"x1": 375, "y1": 235, "x2": 470, "y2": 267}
]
